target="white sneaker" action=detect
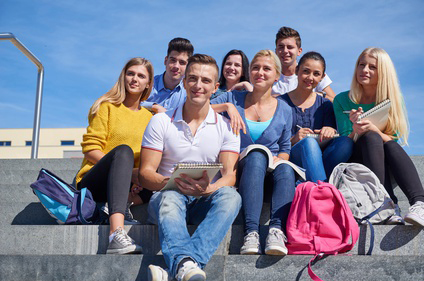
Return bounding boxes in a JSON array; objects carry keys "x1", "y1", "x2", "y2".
[
  {"x1": 240, "y1": 231, "x2": 261, "y2": 255},
  {"x1": 387, "y1": 204, "x2": 405, "y2": 225},
  {"x1": 106, "y1": 227, "x2": 142, "y2": 254},
  {"x1": 404, "y1": 201, "x2": 424, "y2": 227},
  {"x1": 148, "y1": 265, "x2": 171, "y2": 281},
  {"x1": 176, "y1": 260, "x2": 206, "y2": 281},
  {"x1": 265, "y1": 228, "x2": 288, "y2": 256}
]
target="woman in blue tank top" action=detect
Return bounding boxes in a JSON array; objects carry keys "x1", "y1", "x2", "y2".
[{"x1": 211, "y1": 50, "x2": 295, "y2": 257}]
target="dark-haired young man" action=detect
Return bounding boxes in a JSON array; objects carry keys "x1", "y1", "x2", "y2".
[
  {"x1": 141, "y1": 37, "x2": 194, "y2": 112},
  {"x1": 139, "y1": 54, "x2": 241, "y2": 281},
  {"x1": 272, "y1": 26, "x2": 336, "y2": 101}
]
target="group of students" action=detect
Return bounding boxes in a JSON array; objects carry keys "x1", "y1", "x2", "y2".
[{"x1": 75, "y1": 26, "x2": 424, "y2": 281}]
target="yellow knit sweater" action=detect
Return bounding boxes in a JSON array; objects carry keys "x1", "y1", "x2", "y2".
[{"x1": 76, "y1": 102, "x2": 152, "y2": 184}]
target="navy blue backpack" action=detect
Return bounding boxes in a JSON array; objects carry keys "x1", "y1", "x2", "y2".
[{"x1": 30, "y1": 169, "x2": 100, "y2": 224}]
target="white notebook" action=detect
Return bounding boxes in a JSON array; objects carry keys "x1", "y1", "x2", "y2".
[
  {"x1": 354, "y1": 99, "x2": 391, "y2": 141},
  {"x1": 161, "y1": 162, "x2": 223, "y2": 192},
  {"x1": 305, "y1": 133, "x2": 340, "y2": 148}
]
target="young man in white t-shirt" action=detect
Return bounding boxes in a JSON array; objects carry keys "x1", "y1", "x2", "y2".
[
  {"x1": 272, "y1": 26, "x2": 336, "y2": 101},
  {"x1": 139, "y1": 54, "x2": 241, "y2": 281}
]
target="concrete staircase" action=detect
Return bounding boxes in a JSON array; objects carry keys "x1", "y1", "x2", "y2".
[{"x1": 1, "y1": 158, "x2": 424, "y2": 280}]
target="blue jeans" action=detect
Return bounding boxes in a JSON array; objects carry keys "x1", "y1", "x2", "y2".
[
  {"x1": 290, "y1": 136, "x2": 353, "y2": 182},
  {"x1": 148, "y1": 187, "x2": 241, "y2": 277},
  {"x1": 238, "y1": 150, "x2": 295, "y2": 234}
]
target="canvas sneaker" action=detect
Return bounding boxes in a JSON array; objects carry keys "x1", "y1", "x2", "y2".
[
  {"x1": 265, "y1": 227, "x2": 288, "y2": 256},
  {"x1": 124, "y1": 202, "x2": 142, "y2": 225},
  {"x1": 240, "y1": 231, "x2": 261, "y2": 255},
  {"x1": 101, "y1": 202, "x2": 141, "y2": 225},
  {"x1": 148, "y1": 265, "x2": 171, "y2": 281},
  {"x1": 387, "y1": 204, "x2": 405, "y2": 225},
  {"x1": 106, "y1": 227, "x2": 142, "y2": 254},
  {"x1": 404, "y1": 201, "x2": 424, "y2": 227},
  {"x1": 176, "y1": 260, "x2": 206, "y2": 281}
]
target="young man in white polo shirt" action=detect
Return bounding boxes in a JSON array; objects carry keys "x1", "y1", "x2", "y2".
[
  {"x1": 272, "y1": 26, "x2": 336, "y2": 101},
  {"x1": 139, "y1": 54, "x2": 241, "y2": 281}
]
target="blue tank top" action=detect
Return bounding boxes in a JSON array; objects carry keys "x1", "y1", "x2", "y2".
[{"x1": 246, "y1": 117, "x2": 273, "y2": 142}]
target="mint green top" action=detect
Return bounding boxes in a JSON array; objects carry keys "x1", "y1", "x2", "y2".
[{"x1": 333, "y1": 91, "x2": 375, "y2": 136}]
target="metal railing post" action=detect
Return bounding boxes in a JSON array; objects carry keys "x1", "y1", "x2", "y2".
[{"x1": 0, "y1": 32, "x2": 44, "y2": 159}]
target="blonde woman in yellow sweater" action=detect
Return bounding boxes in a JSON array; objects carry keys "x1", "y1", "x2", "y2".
[{"x1": 76, "y1": 57, "x2": 153, "y2": 254}]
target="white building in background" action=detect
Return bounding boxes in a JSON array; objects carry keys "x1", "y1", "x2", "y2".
[{"x1": 0, "y1": 128, "x2": 85, "y2": 159}]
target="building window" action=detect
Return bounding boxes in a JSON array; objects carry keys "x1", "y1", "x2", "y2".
[
  {"x1": 26, "y1": 141, "x2": 32, "y2": 146},
  {"x1": 61, "y1": 140, "x2": 75, "y2": 146},
  {"x1": 0, "y1": 141, "x2": 12, "y2": 146}
]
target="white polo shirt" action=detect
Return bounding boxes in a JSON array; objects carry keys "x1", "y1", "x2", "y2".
[
  {"x1": 142, "y1": 105, "x2": 240, "y2": 179},
  {"x1": 272, "y1": 73, "x2": 332, "y2": 95}
]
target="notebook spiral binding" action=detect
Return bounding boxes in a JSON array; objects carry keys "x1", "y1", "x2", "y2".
[
  {"x1": 175, "y1": 162, "x2": 223, "y2": 169},
  {"x1": 358, "y1": 99, "x2": 391, "y2": 120}
]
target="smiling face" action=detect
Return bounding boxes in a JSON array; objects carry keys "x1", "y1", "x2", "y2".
[
  {"x1": 223, "y1": 54, "x2": 243, "y2": 84},
  {"x1": 296, "y1": 59, "x2": 325, "y2": 90},
  {"x1": 164, "y1": 50, "x2": 189, "y2": 83},
  {"x1": 124, "y1": 65, "x2": 150, "y2": 95},
  {"x1": 356, "y1": 53, "x2": 378, "y2": 87},
  {"x1": 250, "y1": 56, "x2": 279, "y2": 90},
  {"x1": 184, "y1": 63, "x2": 219, "y2": 106},
  {"x1": 275, "y1": 37, "x2": 302, "y2": 68}
]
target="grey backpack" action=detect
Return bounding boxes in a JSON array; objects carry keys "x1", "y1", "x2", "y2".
[{"x1": 329, "y1": 163, "x2": 395, "y2": 224}]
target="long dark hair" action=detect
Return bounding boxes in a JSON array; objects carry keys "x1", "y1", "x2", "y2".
[{"x1": 218, "y1": 49, "x2": 250, "y2": 90}]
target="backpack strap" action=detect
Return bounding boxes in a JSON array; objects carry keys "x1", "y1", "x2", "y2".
[
  {"x1": 77, "y1": 188, "x2": 92, "y2": 225},
  {"x1": 308, "y1": 253, "x2": 325, "y2": 281},
  {"x1": 358, "y1": 218, "x2": 375, "y2": 255}
]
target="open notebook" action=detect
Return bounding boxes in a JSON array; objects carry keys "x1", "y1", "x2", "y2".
[{"x1": 240, "y1": 144, "x2": 306, "y2": 180}]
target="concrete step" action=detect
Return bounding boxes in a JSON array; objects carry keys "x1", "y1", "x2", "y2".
[
  {"x1": 0, "y1": 158, "x2": 81, "y2": 171},
  {"x1": 0, "y1": 169, "x2": 77, "y2": 185},
  {"x1": 0, "y1": 255, "x2": 423, "y2": 281},
  {"x1": 1, "y1": 225, "x2": 423, "y2": 256}
]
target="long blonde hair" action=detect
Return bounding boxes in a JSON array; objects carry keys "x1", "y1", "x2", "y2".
[
  {"x1": 89, "y1": 57, "x2": 154, "y2": 116},
  {"x1": 349, "y1": 47, "x2": 409, "y2": 145}
]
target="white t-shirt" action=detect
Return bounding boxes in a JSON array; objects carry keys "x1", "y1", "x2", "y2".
[
  {"x1": 272, "y1": 73, "x2": 332, "y2": 95},
  {"x1": 142, "y1": 105, "x2": 240, "y2": 179}
]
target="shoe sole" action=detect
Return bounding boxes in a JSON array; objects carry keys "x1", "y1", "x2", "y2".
[
  {"x1": 404, "y1": 214, "x2": 424, "y2": 227},
  {"x1": 265, "y1": 245, "x2": 288, "y2": 256},
  {"x1": 240, "y1": 248, "x2": 261, "y2": 255},
  {"x1": 106, "y1": 245, "x2": 142, "y2": 255},
  {"x1": 183, "y1": 270, "x2": 206, "y2": 281}
]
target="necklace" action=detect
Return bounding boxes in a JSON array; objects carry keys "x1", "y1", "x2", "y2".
[{"x1": 252, "y1": 104, "x2": 261, "y2": 122}]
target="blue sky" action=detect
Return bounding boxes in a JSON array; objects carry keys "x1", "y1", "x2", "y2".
[{"x1": 1, "y1": 0, "x2": 423, "y2": 154}]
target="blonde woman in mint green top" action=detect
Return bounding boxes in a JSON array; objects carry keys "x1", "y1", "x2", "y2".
[{"x1": 333, "y1": 47, "x2": 424, "y2": 226}]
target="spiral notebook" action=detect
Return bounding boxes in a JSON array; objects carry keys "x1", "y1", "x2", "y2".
[
  {"x1": 353, "y1": 99, "x2": 391, "y2": 141},
  {"x1": 161, "y1": 162, "x2": 223, "y2": 192},
  {"x1": 305, "y1": 133, "x2": 340, "y2": 148}
]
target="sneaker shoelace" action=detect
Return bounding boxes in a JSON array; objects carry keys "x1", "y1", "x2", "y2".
[
  {"x1": 244, "y1": 232, "x2": 260, "y2": 245},
  {"x1": 410, "y1": 201, "x2": 424, "y2": 216},
  {"x1": 176, "y1": 261, "x2": 198, "y2": 280},
  {"x1": 268, "y1": 228, "x2": 287, "y2": 243},
  {"x1": 114, "y1": 227, "x2": 134, "y2": 246}
]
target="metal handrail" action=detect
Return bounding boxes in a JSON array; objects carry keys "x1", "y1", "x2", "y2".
[{"x1": 0, "y1": 32, "x2": 44, "y2": 159}]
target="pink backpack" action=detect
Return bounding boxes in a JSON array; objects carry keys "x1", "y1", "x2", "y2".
[{"x1": 286, "y1": 181, "x2": 359, "y2": 280}]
